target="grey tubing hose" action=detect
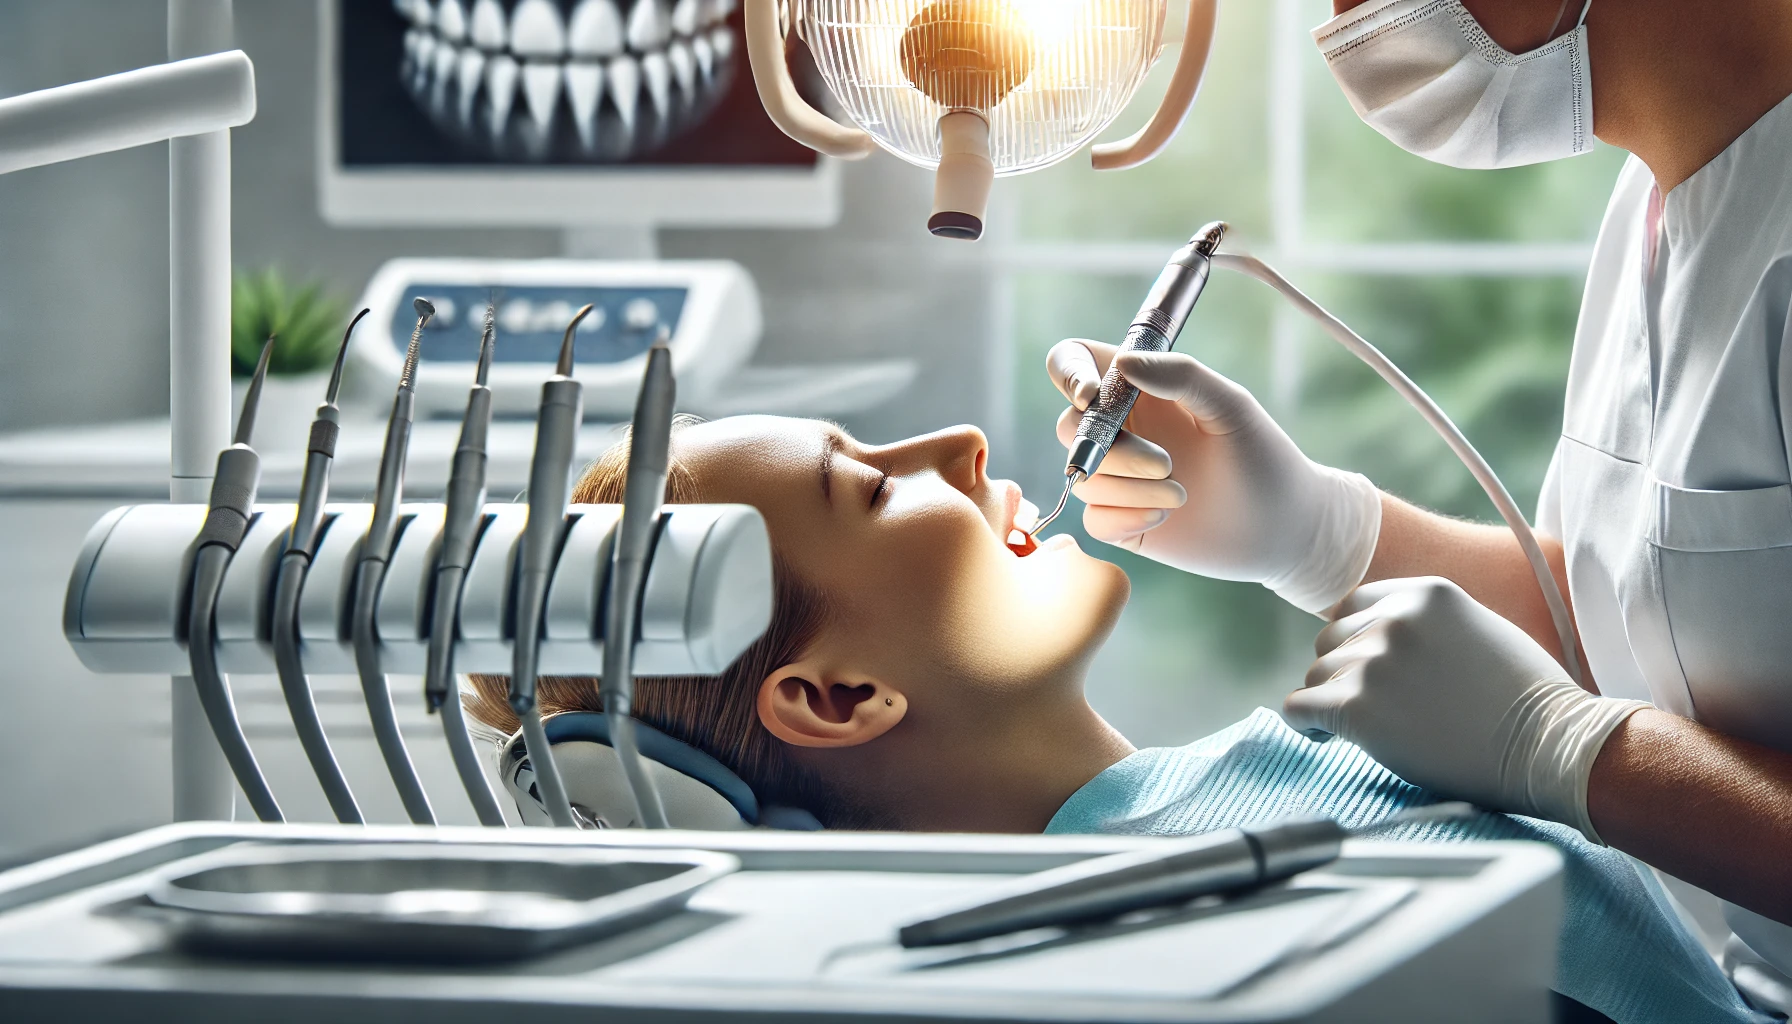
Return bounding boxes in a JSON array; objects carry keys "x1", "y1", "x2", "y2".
[
  {"x1": 427, "y1": 564, "x2": 507, "y2": 826},
  {"x1": 517, "y1": 703, "x2": 575, "y2": 828},
  {"x1": 271, "y1": 553, "x2": 363, "y2": 824},
  {"x1": 186, "y1": 545, "x2": 283, "y2": 822},
  {"x1": 352, "y1": 561, "x2": 436, "y2": 825}
]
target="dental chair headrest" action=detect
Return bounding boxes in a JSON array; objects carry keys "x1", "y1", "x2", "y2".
[{"x1": 501, "y1": 712, "x2": 823, "y2": 831}]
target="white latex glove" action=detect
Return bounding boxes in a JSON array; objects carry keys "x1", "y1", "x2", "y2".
[
  {"x1": 1285, "y1": 576, "x2": 1650, "y2": 843},
  {"x1": 1049, "y1": 339, "x2": 1382, "y2": 614}
]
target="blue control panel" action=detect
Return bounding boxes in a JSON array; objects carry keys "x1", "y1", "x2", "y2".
[{"x1": 393, "y1": 284, "x2": 689, "y2": 365}]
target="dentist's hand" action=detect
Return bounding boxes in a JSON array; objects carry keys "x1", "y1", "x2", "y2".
[
  {"x1": 1285, "y1": 577, "x2": 1649, "y2": 842},
  {"x1": 1049, "y1": 339, "x2": 1382, "y2": 613}
]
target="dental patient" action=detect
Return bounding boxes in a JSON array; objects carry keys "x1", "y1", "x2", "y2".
[{"x1": 466, "y1": 415, "x2": 1757, "y2": 1024}]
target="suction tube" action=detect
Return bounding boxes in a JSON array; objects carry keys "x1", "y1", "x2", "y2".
[{"x1": 1211, "y1": 252, "x2": 1583, "y2": 687}]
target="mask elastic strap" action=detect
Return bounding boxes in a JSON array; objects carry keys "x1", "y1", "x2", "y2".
[{"x1": 1575, "y1": 0, "x2": 1592, "y2": 29}]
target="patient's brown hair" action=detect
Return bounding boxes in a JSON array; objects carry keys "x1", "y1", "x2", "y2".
[{"x1": 464, "y1": 427, "x2": 851, "y2": 824}]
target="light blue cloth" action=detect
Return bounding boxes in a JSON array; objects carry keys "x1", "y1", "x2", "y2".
[{"x1": 1046, "y1": 708, "x2": 1763, "y2": 1024}]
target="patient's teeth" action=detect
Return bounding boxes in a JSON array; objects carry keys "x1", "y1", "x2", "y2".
[
  {"x1": 606, "y1": 55, "x2": 641, "y2": 128},
  {"x1": 564, "y1": 62, "x2": 605, "y2": 143},
  {"x1": 691, "y1": 33, "x2": 714, "y2": 80},
  {"x1": 436, "y1": 0, "x2": 467, "y2": 41},
  {"x1": 521, "y1": 61, "x2": 563, "y2": 131},
  {"x1": 640, "y1": 51, "x2": 671, "y2": 116},
  {"x1": 670, "y1": 0, "x2": 700, "y2": 37},
  {"x1": 1014, "y1": 498, "x2": 1040, "y2": 532},
  {"x1": 626, "y1": 0, "x2": 671, "y2": 53},
  {"x1": 1007, "y1": 529, "x2": 1030, "y2": 548},
  {"x1": 510, "y1": 0, "x2": 568, "y2": 58},
  {"x1": 667, "y1": 40, "x2": 694, "y2": 95},
  {"x1": 469, "y1": 0, "x2": 507, "y2": 50},
  {"x1": 708, "y1": 25, "x2": 734, "y2": 61},
  {"x1": 570, "y1": 0, "x2": 626, "y2": 57},
  {"x1": 486, "y1": 53, "x2": 520, "y2": 131},
  {"x1": 456, "y1": 47, "x2": 487, "y2": 121}
]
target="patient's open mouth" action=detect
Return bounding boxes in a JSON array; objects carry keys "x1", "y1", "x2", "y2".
[{"x1": 395, "y1": 0, "x2": 739, "y2": 162}]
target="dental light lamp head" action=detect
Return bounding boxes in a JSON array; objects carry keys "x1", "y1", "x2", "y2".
[{"x1": 743, "y1": 0, "x2": 1217, "y2": 239}]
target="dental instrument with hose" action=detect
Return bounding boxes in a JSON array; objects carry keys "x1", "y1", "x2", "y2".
[
  {"x1": 268, "y1": 309, "x2": 367, "y2": 825},
  {"x1": 183, "y1": 336, "x2": 282, "y2": 823},
  {"x1": 424, "y1": 300, "x2": 508, "y2": 827},
  {"x1": 352, "y1": 298, "x2": 437, "y2": 826}
]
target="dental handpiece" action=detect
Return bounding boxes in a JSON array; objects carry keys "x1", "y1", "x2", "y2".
[
  {"x1": 352, "y1": 298, "x2": 437, "y2": 826},
  {"x1": 601, "y1": 333, "x2": 676, "y2": 830},
  {"x1": 424, "y1": 301, "x2": 508, "y2": 827},
  {"x1": 510, "y1": 305, "x2": 595, "y2": 829},
  {"x1": 185, "y1": 336, "x2": 283, "y2": 822},
  {"x1": 269, "y1": 309, "x2": 367, "y2": 825},
  {"x1": 1030, "y1": 221, "x2": 1228, "y2": 538}
]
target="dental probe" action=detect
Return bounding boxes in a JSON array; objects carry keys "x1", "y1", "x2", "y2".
[
  {"x1": 184, "y1": 336, "x2": 283, "y2": 822},
  {"x1": 599, "y1": 332, "x2": 677, "y2": 830},
  {"x1": 1028, "y1": 221, "x2": 1228, "y2": 539},
  {"x1": 269, "y1": 309, "x2": 368, "y2": 825},
  {"x1": 509, "y1": 305, "x2": 595, "y2": 829},
  {"x1": 424, "y1": 301, "x2": 508, "y2": 827},
  {"x1": 897, "y1": 801, "x2": 1476, "y2": 948},
  {"x1": 352, "y1": 298, "x2": 437, "y2": 826}
]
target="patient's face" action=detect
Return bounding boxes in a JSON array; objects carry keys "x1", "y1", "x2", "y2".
[{"x1": 675, "y1": 416, "x2": 1129, "y2": 704}]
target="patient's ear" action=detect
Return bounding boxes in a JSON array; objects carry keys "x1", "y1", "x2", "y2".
[{"x1": 756, "y1": 664, "x2": 906, "y2": 748}]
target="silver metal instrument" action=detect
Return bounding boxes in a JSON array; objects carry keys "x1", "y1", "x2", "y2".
[
  {"x1": 601, "y1": 333, "x2": 678, "y2": 829},
  {"x1": 510, "y1": 305, "x2": 596, "y2": 829},
  {"x1": 269, "y1": 310, "x2": 366, "y2": 825},
  {"x1": 183, "y1": 336, "x2": 283, "y2": 822},
  {"x1": 1030, "y1": 221, "x2": 1228, "y2": 539},
  {"x1": 352, "y1": 298, "x2": 437, "y2": 826},
  {"x1": 425, "y1": 301, "x2": 508, "y2": 827}
]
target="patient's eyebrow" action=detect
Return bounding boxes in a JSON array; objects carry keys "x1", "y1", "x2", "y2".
[{"x1": 818, "y1": 432, "x2": 843, "y2": 503}]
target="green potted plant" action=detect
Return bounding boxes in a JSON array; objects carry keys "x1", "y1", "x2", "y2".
[{"x1": 231, "y1": 268, "x2": 349, "y2": 452}]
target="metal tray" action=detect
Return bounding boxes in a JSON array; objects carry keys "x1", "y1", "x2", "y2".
[{"x1": 142, "y1": 842, "x2": 738, "y2": 962}]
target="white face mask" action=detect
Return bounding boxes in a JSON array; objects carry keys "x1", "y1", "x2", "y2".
[{"x1": 1314, "y1": 0, "x2": 1594, "y2": 170}]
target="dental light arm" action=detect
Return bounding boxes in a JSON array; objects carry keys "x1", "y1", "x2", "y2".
[
  {"x1": 426, "y1": 303, "x2": 509, "y2": 828},
  {"x1": 269, "y1": 310, "x2": 367, "y2": 825},
  {"x1": 353, "y1": 299, "x2": 438, "y2": 826},
  {"x1": 742, "y1": 0, "x2": 875, "y2": 160},
  {"x1": 602, "y1": 337, "x2": 678, "y2": 830},
  {"x1": 510, "y1": 307, "x2": 596, "y2": 830},
  {"x1": 184, "y1": 336, "x2": 282, "y2": 822},
  {"x1": 1089, "y1": 0, "x2": 1217, "y2": 171}
]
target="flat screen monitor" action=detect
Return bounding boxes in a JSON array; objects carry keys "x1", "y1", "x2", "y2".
[{"x1": 317, "y1": 0, "x2": 839, "y2": 227}]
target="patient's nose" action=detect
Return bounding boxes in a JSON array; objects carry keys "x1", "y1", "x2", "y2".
[{"x1": 878, "y1": 426, "x2": 988, "y2": 494}]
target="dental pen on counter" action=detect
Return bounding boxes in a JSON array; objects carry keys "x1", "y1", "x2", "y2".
[
  {"x1": 352, "y1": 298, "x2": 437, "y2": 826},
  {"x1": 184, "y1": 336, "x2": 283, "y2": 822},
  {"x1": 509, "y1": 305, "x2": 595, "y2": 829},
  {"x1": 897, "y1": 802, "x2": 1475, "y2": 948},
  {"x1": 424, "y1": 300, "x2": 508, "y2": 827},
  {"x1": 269, "y1": 309, "x2": 367, "y2": 825},
  {"x1": 1029, "y1": 221, "x2": 1228, "y2": 539},
  {"x1": 600, "y1": 331, "x2": 677, "y2": 830}
]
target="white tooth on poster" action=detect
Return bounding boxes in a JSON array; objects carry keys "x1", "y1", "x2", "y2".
[
  {"x1": 431, "y1": 41, "x2": 458, "y2": 94},
  {"x1": 456, "y1": 47, "x2": 487, "y2": 123},
  {"x1": 521, "y1": 61, "x2": 564, "y2": 132},
  {"x1": 403, "y1": 28, "x2": 421, "y2": 69},
  {"x1": 708, "y1": 25, "x2": 734, "y2": 62},
  {"x1": 415, "y1": 31, "x2": 440, "y2": 80},
  {"x1": 570, "y1": 0, "x2": 626, "y2": 58},
  {"x1": 667, "y1": 40, "x2": 694, "y2": 94},
  {"x1": 436, "y1": 0, "x2": 467, "y2": 41},
  {"x1": 564, "y1": 62, "x2": 605, "y2": 142},
  {"x1": 716, "y1": 0, "x2": 738, "y2": 20},
  {"x1": 606, "y1": 55, "x2": 641, "y2": 128},
  {"x1": 511, "y1": 0, "x2": 568, "y2": 57},
  {"x1": 408, "y1": 0, "x2": 434, "y2": 27},
  {"x1": 486, "y1": 53, "x2": 521, "y2": 132},
  {"x1": 640, "y1": 51, "x2": 671, "y2": 116},
  {"x1": 626, "y1": 0, "x2": 671, "y2": 53},
  {"x1": 691, "y1": 33, "x2": 714, "y2": 80},
  {"x1": 670, "y1": 0, "x2": 700, "y2": 37},
  {"x1": 470, "y1": 0, "x2": 507, "y2": 50}
]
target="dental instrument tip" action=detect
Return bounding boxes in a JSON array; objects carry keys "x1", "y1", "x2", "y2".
[
  {"x1": 327, "y1": 308, "x2": 371, "y2": 405},
  {"x1": 413, "y1": 296, "x2": 435, "y2": 319},
  {"x1": 400, "y1": 300, "x2": 432, "y2": 390},
  {"x1": 476, "y1": 301, "x2": 496, "y2": 386},
  {"x1": 235, "y1": 334, "x2": 277, "y2": 446},
  {"x1": 1028, "y1": 470, "x2": 1083, "y2": 539},
  {"x1": 557, "y1": 303, "x2": 594, "y2": 376}
]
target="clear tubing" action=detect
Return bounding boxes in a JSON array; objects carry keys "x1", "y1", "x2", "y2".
[{"x1": 1212, "y1": 252, "x2": 1582, "y2": 687}]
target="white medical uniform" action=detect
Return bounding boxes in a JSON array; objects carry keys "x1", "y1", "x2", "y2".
[{"x1": 1537, "y1": 91, "x2": 1792, "y2": 1002}]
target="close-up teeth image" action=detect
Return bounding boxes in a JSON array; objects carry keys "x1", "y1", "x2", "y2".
[{"x1": 367, "y1": 0, "x2": 750, "y2": 163}]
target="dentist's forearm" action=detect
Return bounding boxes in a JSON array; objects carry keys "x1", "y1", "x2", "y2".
[{"x1": 1358, "y1": 492, "x2": 1592, "y2": 685}]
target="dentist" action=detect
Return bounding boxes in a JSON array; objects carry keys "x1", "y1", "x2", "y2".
[{"x1": 1051, "y1": 0, "x2": 1792, "y2": 1010}]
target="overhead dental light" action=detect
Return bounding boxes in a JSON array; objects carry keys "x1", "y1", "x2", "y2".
[{"x1": 745, "y1": 0, "x2": 1217, "y2": 239}]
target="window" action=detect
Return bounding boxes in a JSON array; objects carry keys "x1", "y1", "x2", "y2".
[{"x1": 988, "y1": 0, "x2": 1626, "y2": 743}]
